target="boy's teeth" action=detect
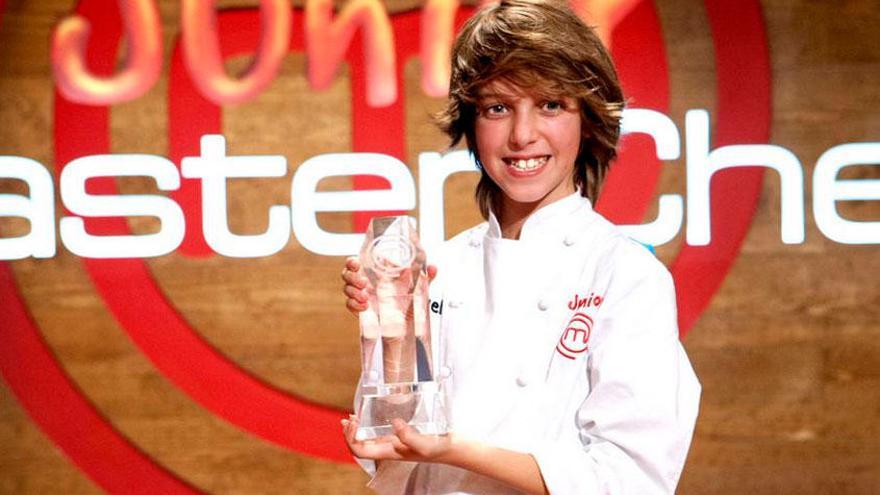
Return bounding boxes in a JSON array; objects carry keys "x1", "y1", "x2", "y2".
[{"x1": 509, "y1": 156, "x2": 547, "y2": 170}]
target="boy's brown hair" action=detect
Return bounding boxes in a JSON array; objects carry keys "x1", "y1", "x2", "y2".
[{"x1": 438, "y1": 0, "x2": 625, "y2": 218}]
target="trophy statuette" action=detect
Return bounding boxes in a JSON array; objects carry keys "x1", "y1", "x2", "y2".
[{"x1": 355, "y1": 216, "x2": 449, "y2": 440}]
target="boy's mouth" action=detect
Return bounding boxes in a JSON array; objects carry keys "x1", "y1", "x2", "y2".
[{"x1": 503, "y1": 155, "x2": 549, "y2": 172}]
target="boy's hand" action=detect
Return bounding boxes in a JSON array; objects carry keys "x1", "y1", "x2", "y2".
[
  {"x1": 341, "y1": 257, "x2": 438, "y2": 315},
  {"x1": 341, "y1": 257, "x2": 369, "y2": 313},
  {"x1": 342, "y1": 415, "x2": 456, "y2": 463}
]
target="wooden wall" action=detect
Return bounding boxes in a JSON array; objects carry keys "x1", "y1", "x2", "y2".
[{"x1": 1, "y1": 0, "x2": 878, "y2": 493}]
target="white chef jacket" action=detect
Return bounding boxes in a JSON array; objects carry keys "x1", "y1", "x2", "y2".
[{"x1": 363, "y1": 192, "x2": 701, "y2": 494}]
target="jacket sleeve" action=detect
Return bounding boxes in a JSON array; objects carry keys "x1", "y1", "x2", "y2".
[{"x1": 530, "y1": 260, "x2": 701, "y2": 494}]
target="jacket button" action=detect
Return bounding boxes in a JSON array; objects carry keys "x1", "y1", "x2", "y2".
[
  {"x1": 448, "y1": 300, "x2": 461, "y2": 309},
  {"x1": 537, "y1": 299, "x2": 548, "y2": 311},
  {"x1": 440, "y1": 366, "x2": 452, "y2": 378},
  {"x1": 516, "y1": 375, "x2": 529, "y2": 387},
  {"x1": 563, "y1": 236, "x2": 575, "y2": 246},
  {"x1": 469, "y1": 238, "x2": 481, "y2": 247}
]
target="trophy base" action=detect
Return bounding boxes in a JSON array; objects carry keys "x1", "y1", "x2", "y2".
[{"x1": 356, "y1": 381, "x2": 448, "y2": 440}]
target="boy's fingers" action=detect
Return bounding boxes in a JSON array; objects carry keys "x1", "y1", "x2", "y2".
[
  {"x1": 344, "y1": 284, "x2": 368, "y2": 303},
  {"x1": 388, "y1": 433, "x2": 412, "y2": 457},
  {"x1": 342, "y1": 419, "x2": 358, "y2": 453},
  {"x1": 427, "y1": 264, "x2": 438, "y2": 282},
  {"x1": 346, "y1": 299, "x2": 368, "y2": 314},
  {"x1": 341, "y1": 270, "x2": 367, "y2": 289},
  {"x1": 392, "y1": 418, "x2": 421, "y2": 447}
]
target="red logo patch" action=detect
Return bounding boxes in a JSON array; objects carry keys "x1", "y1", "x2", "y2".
[{"x1": 556, "y1": 312, "x2": 594, "y2": 360}]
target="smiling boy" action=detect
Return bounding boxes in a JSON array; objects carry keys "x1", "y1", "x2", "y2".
[{"x1": 342, "y1": 1, "x2": 700, "y2": 493}]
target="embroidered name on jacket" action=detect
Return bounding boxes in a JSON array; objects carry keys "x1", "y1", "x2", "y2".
[{"x1": 567, "y1": 292, "x2": 603, "y2": 310}]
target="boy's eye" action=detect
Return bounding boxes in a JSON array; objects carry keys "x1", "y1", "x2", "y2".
[
  {"x1": 543, "y1": 100, "x2": 564, "y2": 111},
  {"x1": 484, "y1": 103, "x2": 507, "y2": 115}
]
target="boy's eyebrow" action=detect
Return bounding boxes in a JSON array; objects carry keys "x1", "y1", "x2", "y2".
[
  {"x1": 476, "y1": 90, "x2": 502, "y2": 99},
  {"x1": 476, "y1": 85, "x2": 571, "y2": 101},
  {"x1": 476, "y1": 89, "x2": 516, "y2": 100}
]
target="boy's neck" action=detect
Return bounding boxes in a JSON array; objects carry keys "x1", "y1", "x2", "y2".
[
  {"x1": 500, "y1": 217, "x2": 525, "y2": 240},
  {"x1": 497, "y1": 188, "x2": 581, "y2": 240},
  {"x1": 497, "y1": 199, "x2": 537, "y2": 240}
]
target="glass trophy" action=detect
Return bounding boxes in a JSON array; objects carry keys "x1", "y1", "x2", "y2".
[{"x1": 355, "y1": 216, "x2": 448, "y2": 440}]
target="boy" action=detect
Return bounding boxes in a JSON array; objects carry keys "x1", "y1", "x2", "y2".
[{"x1": 342, "y1": 1, "x2": 700, "y2": 493}]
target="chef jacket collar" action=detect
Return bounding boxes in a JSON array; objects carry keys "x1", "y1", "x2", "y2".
[{"x1": 486, "y1": 191, "x2": 592, "y2": 240}]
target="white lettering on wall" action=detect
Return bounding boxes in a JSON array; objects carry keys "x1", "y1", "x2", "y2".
[
  {"x1": 813, "y1": 143, "x2": 880, "y2": 244},
  {"x1": 417, "y1": 149, "x2": 478, "y2": 251},
  {"x1": 182, "y1": 135, "x2": 291, "y2": 258},
  {"x1": 617, "y1": 108, "x2": 684, "y2": 246},
  {"x1": 685, "y1": 109, "x2": 805, "y2": 246},
  {"x1": 291, "y1": 153, "x2": 415, "y2": 256},
  {"x1": 0, "y1": 156, "x2": 57, "y2": 259},
  {"x1": 59, "y1": 154, "x2": 185, "y2": 258},
  {"x1": 1, "y1": 124, "x2": 878, "y2": 260}
]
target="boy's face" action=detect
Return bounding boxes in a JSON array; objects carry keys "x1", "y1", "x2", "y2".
[{"x1": 474, "y1": 79, "x2": 581, "y2": 215}]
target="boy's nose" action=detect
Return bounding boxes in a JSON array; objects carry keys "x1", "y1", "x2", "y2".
[{"x1": 509, "y1": 112, "x2": 538, "y2": 149}]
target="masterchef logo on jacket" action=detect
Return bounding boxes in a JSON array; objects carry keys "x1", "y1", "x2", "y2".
[{"x1": 556, "y1": 292, "x2": 604, "y2": 360}]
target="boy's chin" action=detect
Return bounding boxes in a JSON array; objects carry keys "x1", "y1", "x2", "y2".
[{"x1": 501, "y1": 188, "x2": 556, "y2": 206}]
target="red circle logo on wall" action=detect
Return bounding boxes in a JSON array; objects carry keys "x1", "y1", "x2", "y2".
[{"x1": 0, "y1": 0, "x2": 770, "y2": 492}]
